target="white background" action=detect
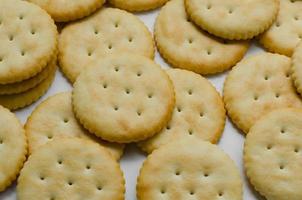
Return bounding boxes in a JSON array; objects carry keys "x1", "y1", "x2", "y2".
[{"x1": 0, "y1": 8, "x2": 266, "y2": 200}]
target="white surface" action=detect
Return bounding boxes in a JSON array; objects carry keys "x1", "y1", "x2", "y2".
[{"x1": 0, "y1": 9, "x2": 266, "y2": 200}]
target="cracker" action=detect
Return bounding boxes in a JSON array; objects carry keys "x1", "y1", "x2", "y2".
[
  {"x1": 137, "y1": 138, "x2": 242, "y2": 200},
  {"x1": 28, "y1": 0, "x2": 105, "y2": 22},
  {"x1": 0, "y1": 105, "x2": 27, "y2": 192},
  {"x1": 109, "y1": 0, "x2": 169, "y2": 12},
  {"x1": 139, "y1": 69, "x2": 225, "y2": 153},
  {"x1": 0, "y1": 64, "x2": 56, "y2": 110},
  {"x1": 0, "y1": 0, "x2": 57, "y2": 84},
  {"x1": 73, "y1": 54, "x2": 175, "y2": 143},
  {"x1": 185, "y1": 0, "x2": 279, "y2": 40},
  {"x1": 244, "y1": 108, "x2": 302, "y2": 200},
  {"x1": 155, "y1": 0, "x2": 249, "y2": 74},
  {"x1": 59, "y1": 7, "x2": 154, "y2": 83},
  {"x1": 223, "y1": 53, "x2": 302, "y2": 134},
  {"x1": 259, "y1": 0, "x2": 302, "y2": 56},
  {"x1": 0, "y1": 59, "x2": 56, "y2": 95},
  {"x1": 17, "y1": 137, "x2": 125, "y2": 200},
  {"x1": 25, "y1": 92, "x2": 125, "y2": 160},
  {"x1": 292, "y1": 42, "x2": 302, "y2": 95}
]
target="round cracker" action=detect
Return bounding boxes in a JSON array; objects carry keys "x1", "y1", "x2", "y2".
[
  {"x1": 0, "y1": 0, "x2": 57, "y2": 84},
  {"x1": 259, "y1": 0, "x2": 302, "y2": 56},
  {"x1": 109, "y1": 0, "x2": 169, "y2": 12},
  {"x1": 0, "y1": 64, "x2": 56, "y2": 110},
  {"x1": 185, "y1": 0, "x2": 279, "y2": 40},
  {"x1": 0, "y1": 58, "x2": 56, "y2": 95},
  {"x1": 0, "y1": 105, "x2": 27, "y2": 192},
  {"x1": 137, "y1": 139, "x2": 242, "y2": 200},
  {"x1": 139, "y1": 69, "x2": 225, "y2": 153},
  {"x1": 223, "y1": 53, "x2": 302, "y2": 134},
  {"x1": 25, "y1": 92, "x2": 125, "y2": 160},
  {"x1": 155, "y1": 0, "x2": 249, "y2": 74},
  {"x1": 17, "y1": 138, "x2": 125, "y2": 200},
  {"x1": 59, "y1": 7, "x2": 154, "y2": 83},
  {"x1": 28, "y1": 0, "x2": 105, "y2": 22},
  {"x1": 72, "y1": 54, "x2": 175, "y2": 143},
  {"x1": 244, "y1": 108, "x2": 302, "y2": 200}
]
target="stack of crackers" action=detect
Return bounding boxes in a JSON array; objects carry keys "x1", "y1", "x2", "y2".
[{"x1": 1, "y1": 0, "x2": 302, "y2": 199}]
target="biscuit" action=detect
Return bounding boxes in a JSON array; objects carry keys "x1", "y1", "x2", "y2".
[
  {"x1": 137, "y1": 139, "x2": 242, "y2": 200},
  {"x1": 0, "y1": 59, "x2": 56, "y2": 95},
  {"x1": 0, "y1": 64, "x2": 56, "y2": 110},
  {"x1": 25, "y1": 92, "x2": 125, "y2": 160},
  {"x1": 0, "y1": 0, "x2": 57, "y2": 84},
  {"x1": 59, "y1": 8, "x2": 154, "y2": 83},
  {"x1": 244, "y1": 108, "x2": 302, "y2": 200},
  {"x1": 292, "y1": 42, "x2": 302, "y2": 95},
  {"x1": 17, "y1": 138, "x2": 125, "y2": 200},
  {"x1": 72, "y1": 54, "x2": 175, "y2": 143},
  {"x1": 155, "y1": 0, "x2": 249, "y2": 74},
  {"x1": 0, "y1": 105, "x2": 27, "y2": 192},
  {"x1": 259, "y1": 0, "x2": 302, "y2": 56},
  {"x1": 28, "y1": 0, "x2": 105, "y2": 22},
  {"x1": 223, "y1": 53, "x2": 302, "y2": 134},
  {"x1": 185, "y1": 0, "x2": 279, "y2": 40},
  {"x1": 139, "y1": 69, "x2": 225, "y2": 153},
  {"x1": 109, "y1": 0, "x2": 169, "y2": 12}
]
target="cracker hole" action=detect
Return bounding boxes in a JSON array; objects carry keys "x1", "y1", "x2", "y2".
[
  {"x1": 58, "y1": 160, "x2": 63, "y2": 165},
  {"x1": 87, "y1": 52, "x2": 92, "y2": 56},
  {"x1": 86, "y1": 165, "x2": 91, "y2": 170},
  {"x1": 188, "y1": 89, "x2": 193, "y2": 95},
  {"x1": 207, "y1": 49, "x2": 212, "y2": 55},
  {"x1": 276, "y1": 22, "x2": 281, "y2": 27},
  {"x1": 63, "y1": 118, "x2": 69, "y2": 123},
  {"x1": 114, "y1": 106, "x2": 119, "y2": 111},
  {"x1": 280, "y1": 165, "x2": 285, "y2": 170},
  {"x1": 125, "y1": 88, "x2": 130, "y2": 94},
  {"x1": 115, "y1": 22, "x2": 119, "y2": 28},
  {"x1": 94, "y1": 29, "x2": 99, "y2": 34},
  {"x1": 188, "y1": 129, "x2": 193, "y2": 135},
  {"x1": 21, "y1": 51, "x2": 25, "y2": 56},
  {"x1": 97, "y1": 186, "x2": 102, "y2": 191},
  {"x1": 19, "y1": 15, "x2": 24, "y2": 20},
  {"x1": 103, "y1": 83, "x2": 108, "y2": 89},
  {"x1": 47, "y1": 135, "x2": 53, "y2": 140},
  {"x1": 137, "y1": 72, "x2": 142, "y2": 77},
  {"x1": 186, "y1": 18, "x2": 190, "y2": 22},
  {"x1": 40, "y1": 176, "x2": 45, "y2": 181},
  {"x1": 275, "y1": 93, "x2": 280, "y2": 98},
  {"x1": 295, "y1": 16, "x2": 299, "y2": 21},
  {"x1": 177, "y1": 107, "x2": 182, "y2": 112},
  {"x1": 9, "y1": 35, "x2": 14, "y2": 41},
  {"x1": 128, "y1": 37, "x2": 133, "y2": 42},
  {"x1": 68, "y1": 181, "x2": 73, "y2": 186},
  {"x1": 286, "y1": 72, "x2": 290, "y2": 78},
  {"x1": 254, "y1": 95, "x2": 259, "y2": 101},
  {"x1": 175, "y1": 171, "x2": 181, "y2": 176},
  {"x1": 291, "y1": 0, "x2": 295, "y2": 3},
  {"x1": 190, "y1": 191, "x2": 195, "y2": 195},
  {"x1": 295, "y1": 148, "x2": 299, "y2": 153},
  {"x1": 264, "y1": 75, "x2": 269, "y2": 80},
  {"x1": 148, "y1": 94, "x2": 153, "y2": 98},
  {"x1": 207, "y1": 4, "x2": 212, "y2": 9},
  {"x1": 137, "y1": 111, "x2": 142, "y2": 116},
  {"x1": 281, "y1": 128, "x2": 285, "y2": 134},
  {"x1": 267, "y1": 144, "x2": 272, "y2": 150},
  {"x1": 299, "y1": 34, "x2": 302, "y2": 39},
  {"x1": 228, "y1": 9, "x2": 233, "y2": 14},
  {"x1": 218, "y1": 191, "x2": 224, "y2": 197},
  {"x1": 0, "y1": 139, "x2": 3, "y2": 144},
  {"x1": 166, "y1": 125, "x2": 171, "y2": 130},
  {"x1": 204, "y1": 173, "x2": 209, "y2": 177},
  {"x1": 31, "y1": 30, "x2": 36, "y2": 35},
  {"x1": 0, "y1": 58, "x2": 2, "y2": 62},
  {"x1": 108, "y1": 45, "x2": 112, "y2": 49},
  {"x1": 115, "y1": 66, "x2": 119, "y2": 72},
  {"x1": 188, "y1": 38, "x2": 193, "y2": 44},
  {"x1": 200, "y1": 112, "x2": 204, "y2": 117},
  {"x1": 160, "y1": 189, "x2": 166, "y2": 194}
]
